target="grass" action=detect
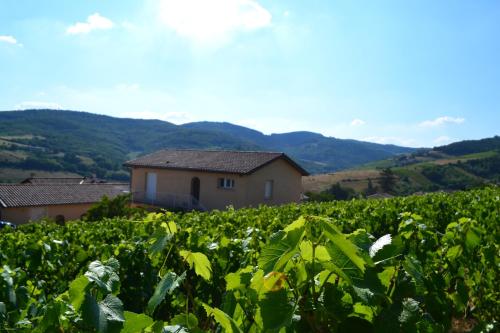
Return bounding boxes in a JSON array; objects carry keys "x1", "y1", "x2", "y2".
[
  {"x1": 0, "y1": 168, "x2": 82, "y2": 183},
  {"x1": 303, "y1": 169, "x2": 381, "y2": 192}
]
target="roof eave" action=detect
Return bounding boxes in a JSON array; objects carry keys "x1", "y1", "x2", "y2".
[{"x1": 123, "y1": 164, "x2": 246, "y2": 175}]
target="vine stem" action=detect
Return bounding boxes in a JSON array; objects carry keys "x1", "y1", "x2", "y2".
[{"x1": 158, "y1": 244, "x2": 174, "y2": 277}]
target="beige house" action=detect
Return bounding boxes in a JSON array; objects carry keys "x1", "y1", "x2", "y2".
[
  {"x1": 0, "y1": 182, "x2": 129, "y2": 224},
  {"x1": 124, "y1": 150, "x2": 309, "y2": 210}
]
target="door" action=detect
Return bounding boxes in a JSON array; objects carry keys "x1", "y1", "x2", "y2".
[
  {"x1": 191, "y1": 177, "x2": 200, "y2": 201},
  {"x1": 146, "y1": 172, "x2": 157, "y2": 201}
]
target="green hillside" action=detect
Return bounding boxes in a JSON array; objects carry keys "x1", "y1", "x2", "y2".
[
  {"x1": 0, "y1": 109, "x2": 414, "y2": 182},
  {"x1": 304, "y1": 136, "x2": 500, "y2": 197}
]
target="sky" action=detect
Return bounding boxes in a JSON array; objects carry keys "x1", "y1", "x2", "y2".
[{"x1": 1, "y1": 0, "x2": 499, "y2": 147}]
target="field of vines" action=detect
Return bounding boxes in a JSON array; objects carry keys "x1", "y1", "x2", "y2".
[{"x1": 1, "y1": 187, "x2": 499, "y2": 332}]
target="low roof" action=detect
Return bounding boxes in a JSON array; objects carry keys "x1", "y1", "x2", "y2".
[
  {"x1": 123, "y1": 149, "x2": 309, "y2": 176},
  {"x1": 0, "y1": 183, "x2": 129, "y2": 208}
]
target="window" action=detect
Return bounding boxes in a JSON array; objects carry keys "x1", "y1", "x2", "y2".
[
  {"x1": 264, "y1": 180, "x2": 274, "y2": 199},
  {"x1": 218, "y1": 178, "x2": 235, "y2": 189}
]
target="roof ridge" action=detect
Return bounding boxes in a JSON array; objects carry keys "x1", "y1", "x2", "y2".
[{"x1": 158, "y1": 149, "x2": 284, "y2": 154}]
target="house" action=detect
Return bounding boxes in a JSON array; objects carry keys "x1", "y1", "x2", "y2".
[
  {"x1": 124, "y1": 150, "x2": 309, "y2": 210},
  {"x1": 0, "y1": 183, "x2": 129, "y2": 224}
]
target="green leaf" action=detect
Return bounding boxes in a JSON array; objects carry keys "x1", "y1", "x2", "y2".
[
  {"x1": 399, "y1": 298, "x2": 420, "y2": 325},
  {"x1": 258, "y1": 221, "x2": 306, "y2": 274},
  {"x1": 203, "y1": 303, "x2": 243, "y2": 333},
  {"x1": 85, "y1": 259, "x2": 121, "y2": 294},
  {"x1": 316, "y1": 219, "x2": 367, "y2": 284},
  {"x1": 403, "y1": 256, "x2": 425, "y2": 293},
  {"x1": 322, "y1": 284, "x2": 353, "y2": 320},
  {"x1": 122, "y1": 311, "x2": 154, "y2": 333},
  {"x1": 318, "y1": 219, "x2": 367, "y2": 283},
  {"x1": 372, "y1": 235, "x2": 404, "y2": 264},
  {"x1": 170, "y1": 313, "x2": 198, "y2": 329},
  {"x1": 369, "y1": 234, "x2": 392, "y2": 258},
  {"x1": 258, "y1": 289, "x2": 294, "y2": 331},
  {"x1": 258, "y1": 236, "x2": 296, "y2": 274},
  {"x1": 82, "y1": 293, "x2": 124, "y2": 333},
  {"x1": 81, "y1": 293, "x2": 107, "y2": 332},
  {"x1": 225, "y1": 266, "x2": 253, "y2": 291},
  {"x1": 162, "y1": 325, "x2": 189, "y2": 333},
  {"x1": 149, "y1": 234, "x2": 173, "y2": 254},
  {"x1": 180, "y1": 250, "x2": 212, "y2": 281},
  {"x1": 68, "y1": 275, "x2": 89, "y2": 310},
  {"x1": 465, "y1": 228, "x2": 481, "y2": 250},
  {"x1": 147, "y1": 271, "x2": 186, "y2": 315},
  {"x1": 100, "y1": 294, "x2": 125, "y2": 323}
]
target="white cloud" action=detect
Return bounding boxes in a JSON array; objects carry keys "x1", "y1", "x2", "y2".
[
  {"x1": 16, "y1": 101, "x2": 63, "y2": 110},
  {"x1": 158, "y1": 0, "x2": 272, "y2": 43},
  {"x1": 0, "y1": 35, "x2": 21, "y2": 46},
  {"x1": 419, "y1": 116, "x2": 465, "y2": 127},
  {"x1": 350, "y1": 118, "x2": 366, "y2": 126},
  {"x1": 66, "y1": 13, "x2": 114, "y2": 35}
]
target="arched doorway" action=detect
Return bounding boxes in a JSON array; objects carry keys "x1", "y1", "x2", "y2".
[{"x1": 191, "y1": 177, "x2": 200, "y2": 202}]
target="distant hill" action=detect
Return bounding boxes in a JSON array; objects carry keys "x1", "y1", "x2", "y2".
[
  {"x1": 434, "y1": 136, "x2": 500, "y2": 156},
  {"x1": 0, "y1": 109, "x2": 415, "y2": 182},
  {"x1": 304, "y1": 136, "x2": 500, "y2": 196},
  {"x1": 182, "y1": 121, "x2": 413, "y2": 172}
]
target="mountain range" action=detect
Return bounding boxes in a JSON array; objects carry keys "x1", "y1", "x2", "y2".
[{"x1": 0, "y1": 109, "x2": 416, "y2": 181}]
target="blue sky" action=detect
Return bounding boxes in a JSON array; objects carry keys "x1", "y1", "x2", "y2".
[{"x1": 1, "y1": 0, "x2": 499, "y2": 147}]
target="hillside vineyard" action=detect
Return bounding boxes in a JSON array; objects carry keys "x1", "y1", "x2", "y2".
[{"x1": 0, "y1": 187, "x2": 499, "y2": 332}]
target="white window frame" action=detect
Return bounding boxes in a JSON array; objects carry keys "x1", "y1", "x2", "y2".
[
  {"x1": 264, "y1": 180, "x2": 274, "y2": 200},
  {"x1": 218, "y1": 177, "x2": 235, "y2": 189}
]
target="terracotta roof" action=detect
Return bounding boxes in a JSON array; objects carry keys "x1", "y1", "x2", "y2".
[
  {"x1": 0, "y1": 183, "x2": 130, "y2": 208},
  {"x1": 123, "y1": 150, "x2": 309, "y2": 176}
]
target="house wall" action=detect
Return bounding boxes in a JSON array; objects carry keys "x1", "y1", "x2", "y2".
[
  {"x1": 130, "y1": 167, "x2": 249, "y2": 210},
  {"x1": 244, "y1": 158, "x2": 303, "y2": 206},
  {"x1": 0, "y1": 203, "x2": 93, "y2": 225},
  {"x1": 129, "y1": 158, "x2": 304, "y2": 210}
]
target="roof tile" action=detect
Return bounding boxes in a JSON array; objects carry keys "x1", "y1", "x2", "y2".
[
  {"x1": 0, "y1": 184, "x2": 129, "y2": 208},
  {"x1": 123, "y1": 150, "x2": 308, "y2": 175}
]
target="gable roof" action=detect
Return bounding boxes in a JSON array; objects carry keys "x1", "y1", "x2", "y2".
[
  {"x1": 123, "y1": 150, "x2": 309, "y2": 176},
  {"x1": 0, "y1": 183, "x2": 129, "y2": 208}
]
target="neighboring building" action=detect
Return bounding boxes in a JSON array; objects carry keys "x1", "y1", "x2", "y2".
[
  {"x1": 0, "y1": 183, "x2": 129, "y2": 224},
  {"x1": 124, "y1": 150, "x2": 309, "y2": 210}
]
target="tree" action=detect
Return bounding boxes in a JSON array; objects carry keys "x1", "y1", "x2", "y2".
[
  {"x1": 327, "y1": 183, "x2": 355, "y2": 200},
  {"x1": 379, "y1": 168, "x2": 396, "y2": 193},
  {"x1": 364, "y1": 178, "x2": 377, "y2": 196}
]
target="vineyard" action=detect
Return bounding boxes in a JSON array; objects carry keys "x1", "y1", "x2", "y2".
[{"x1": 1, "y1": 187, "x2": 499, "y2": 332}]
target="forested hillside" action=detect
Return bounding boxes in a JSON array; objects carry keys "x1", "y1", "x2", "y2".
[
  {"x1": 0, "y1": 109, "x2": 414, "y2": 181},
  {"x1": 304, "y1": 136, "x2": 500, "y2": 197}
]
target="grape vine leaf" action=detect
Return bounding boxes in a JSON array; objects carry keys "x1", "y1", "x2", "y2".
[
  {"x1": 121, "y1": 311, "x2": 154, "y2": 333},
  {"x1": 147, "y1": 271, "x2": 186, "y2": 315},
  {"x1": 180, "y1": 250, "x2": 212, "y2": 281},
  {"x1": 203, "y1": 303, "x2": 243, "y2": 333}
]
